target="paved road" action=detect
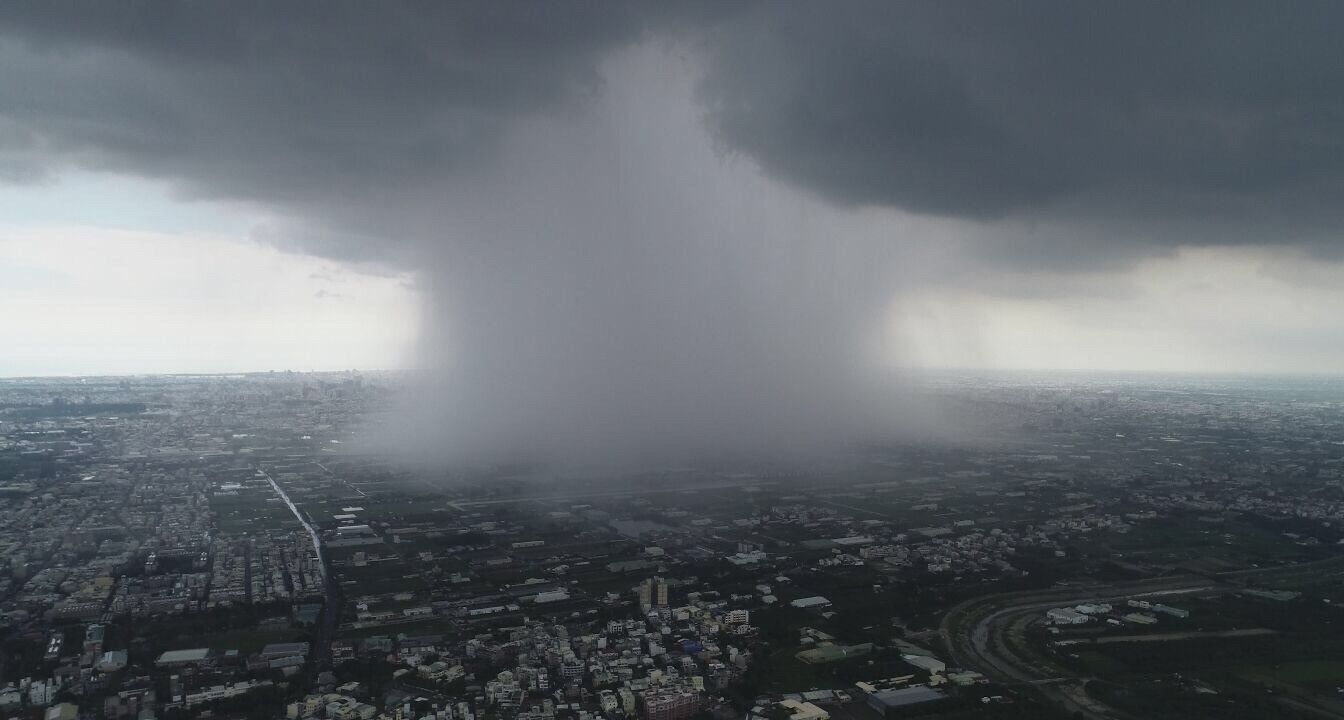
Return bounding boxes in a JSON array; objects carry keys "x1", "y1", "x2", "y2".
[
  {"x1": 941, "y1": 556, "x2": 1344, "y2": 719},
  {"x1": 943, "y1": 576, "x2": 1221, "y2": 719},
  {"x1": 259, "y1": 466, "x2": 339, "y2": 671},
  {"x1": 1091, "y1": 627, "x2": 1274, "y2": 644}
]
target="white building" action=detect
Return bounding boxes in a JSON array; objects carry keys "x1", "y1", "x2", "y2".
[
  {"x1": 776, "y1": 699, "x2": 830, "y2": 720},
  {"x1": 902, "y1": 654, "x2": 946, "y2": 674},
  {"x1": 1047, "y1": 608, "x2": 1091, "y2": 625}
]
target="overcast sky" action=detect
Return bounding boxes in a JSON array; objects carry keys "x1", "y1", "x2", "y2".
[{"x1": 4, "y1": 3, "x2": 1344, "y2": 457}]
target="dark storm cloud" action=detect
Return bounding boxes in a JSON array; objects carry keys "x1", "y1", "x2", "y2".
[
  {"x1": 0, "y1": 2, "x2": 723, "y2": 260},
  {"x1": 5, "y1": 3, "x2": 1344, "y2": 255},
  {"x1": 5, "y1": 3, "x2": 1344, "y2": 461},
  {"x1": 0, "y1": 2, "x2": 921, "y2": 463},
  {"x1": 698, "y1": 2, "x2": 1344, "y2": 249}
]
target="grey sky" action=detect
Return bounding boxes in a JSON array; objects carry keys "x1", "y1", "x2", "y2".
[
  {"x1": 4, "y1": 3, "x2": 1343, "y2": 263},
  {"x1": 4, "y1": 3, "x2": 1344, "y2": 460}
]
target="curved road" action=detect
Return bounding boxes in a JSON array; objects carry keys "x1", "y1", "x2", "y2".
[
  {"x1": 943, "y1": 576, "x2": 1211, "y2": 719},
  {"x1": 941, "y1": 557, "x2": 1344, "y2": 719}
]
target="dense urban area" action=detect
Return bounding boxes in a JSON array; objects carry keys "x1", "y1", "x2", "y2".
[{"x1": 3, "y1": 371, "x2": 1344, "y2": 720}]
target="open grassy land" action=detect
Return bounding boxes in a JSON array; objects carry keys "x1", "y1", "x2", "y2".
[{"x1": 1235, "y1": 660, "x2": 1344, "y2": 694}]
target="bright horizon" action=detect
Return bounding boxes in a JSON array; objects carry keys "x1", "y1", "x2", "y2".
[{"x1": 9, "y1": 171, "x2": 1344, "y2": 379}]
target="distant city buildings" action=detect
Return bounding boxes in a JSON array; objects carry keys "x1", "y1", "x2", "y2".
[{"x1": 0, "y1": 372, "x2": 1337, "y2": 718}]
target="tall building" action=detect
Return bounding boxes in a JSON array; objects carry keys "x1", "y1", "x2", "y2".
[
  {"x1": 638, "y1": 579, "x2": 652, "y2": 612},
  {"x1": 639, "y1": 576, "x2": 669, "y2": 612}
]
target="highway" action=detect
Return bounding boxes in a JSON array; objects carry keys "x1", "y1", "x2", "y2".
[
  {"x1": 940, "y1": 556, "x2": 1344, "y2": 719},
  {"x1": 942, "y1": 575, "x2": 1212, "y2": 719}
]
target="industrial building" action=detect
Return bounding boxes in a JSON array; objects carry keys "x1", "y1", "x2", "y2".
[{"x1": 866, "y1": 686, "x2": 948, "y2": 716}]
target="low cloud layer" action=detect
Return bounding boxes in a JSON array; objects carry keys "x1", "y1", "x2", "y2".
[
  {"x1": 702, "y1": 4, "x2": 1344, "y2": 242},
  {"x1": 4, "y1": 3, "x2": 1344, "y2": 462},
  {"x1": 9, "y1": 4, "x2": 1344, "y2": 262}
]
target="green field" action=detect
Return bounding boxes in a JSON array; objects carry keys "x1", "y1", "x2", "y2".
[
  {"x1": 1074, "y1": 650, "x2": 1130, "y2": 677},
  {"x1": 211, "y1": 491, "x2": 300, "y2": 533},
  {"x1": 761, "y1": 648, "x2": 842, "y2": 691},
  {"x1": 1236, "y1": 660, "x2": 1344, "y2": 693}
]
